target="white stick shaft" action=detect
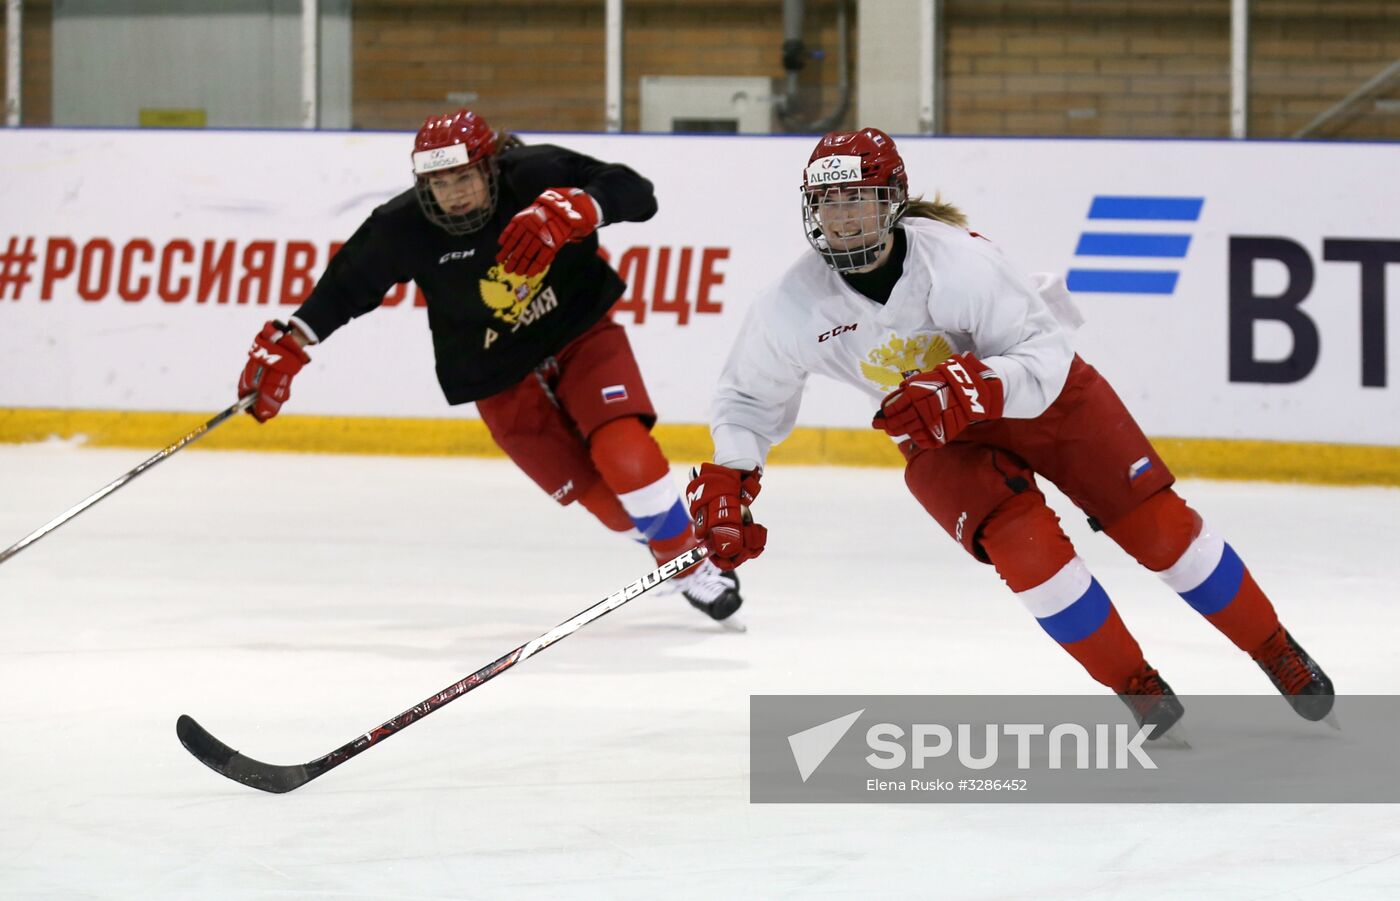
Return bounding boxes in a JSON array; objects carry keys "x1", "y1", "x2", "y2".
[{"x1": 520, "y1": 546, "x2": 705, "y2": 660}]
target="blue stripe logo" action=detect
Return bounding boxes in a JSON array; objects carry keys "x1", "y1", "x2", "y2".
[{"x1": 1067, "y1": 195, "x2": 1204, "y2": 295}]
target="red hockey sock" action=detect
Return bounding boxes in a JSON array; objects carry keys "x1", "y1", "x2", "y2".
[
  {"x1": 979, "y1": 491, "x2": 1076, "y2": 592},
  {"x1": 577, "y1": 481, "x2": 696, "y2": 563},
  {"x1": 576, "y1": 480, "x2": 634, "y2": 534},
  {"x1": 1205, "y1": 568, "x2": 1280, "y2": 656},
  {"x1": 588, "y1": 417, "x2": 697, "y2": 564},
  {"x1": 1103, "y1": 488, "x2": 1198, "y2": 571},
  {"x1": 1061, "y1": 606, "x2": 1149, "y2": 692},
  {"x1": 588, "y1": 416, "x2": 671, "y2": 494},
  {"x1": 648, "y1": 530, "x2": 700, "y2": 566},
  {"x1": 981, "y1": 493, "x2": 1147, "y2": 692},
  {"x1": 1107, "y1": 489, "x2": 1280, "y2": 655}
]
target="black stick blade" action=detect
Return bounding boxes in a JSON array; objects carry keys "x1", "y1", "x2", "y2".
[{"x1": 176, "y1": 715, "x2": 315, "y2": 794}]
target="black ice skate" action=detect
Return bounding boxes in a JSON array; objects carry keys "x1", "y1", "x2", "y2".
[
  {"x1": 1118, "y1": 665, "x2": 1188, "y2": 745},
  {"x1": 675, "y1": 558, "x2": 744, "y2": 622},
  {"x1": 1252, "y1": 627, "x2": 1335, "y2": 723}
]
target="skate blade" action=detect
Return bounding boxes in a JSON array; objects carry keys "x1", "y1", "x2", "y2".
[
  {"x1": 1148, "y1": 723, "x2": 1192, "y2": 750},
  {"x1": 717, "y1": 617, "x2": 748, "y2": 633},
  {"x1": 1322, "y1": 709, "x2": 1342, "y2": 731}
]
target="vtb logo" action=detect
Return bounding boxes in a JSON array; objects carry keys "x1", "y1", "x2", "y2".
[{"x1": 1067, "y1": 194, "x2": 1203, "y2": 296}]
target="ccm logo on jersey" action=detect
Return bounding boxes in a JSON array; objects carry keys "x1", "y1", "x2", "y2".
[
  {"x1": 818, "y1": 323, "x2": 858, "y2": 343},
  {"x1": 439, "y1": 249, "x2": 476, "y2": 263}
]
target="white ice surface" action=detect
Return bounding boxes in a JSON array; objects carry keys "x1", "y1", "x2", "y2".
[{"x1": 2, "y1": 443, "x2": 1398, "y2": 900}]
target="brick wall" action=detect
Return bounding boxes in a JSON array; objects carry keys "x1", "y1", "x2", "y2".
[
  {"x1": 354, "y1": 0, "x2": 853, "y2": 133},
  {"x1": 619, "y1": 0, "x2": 852, "y2": 133},
  {"x1": 1250, "y1": 0, "x2": 1400, "y2": 140},
  {"x1": 353, "y1": 1, "x2": 607, "y2": 131},
  {"x1": 943, "y1": 0, "x2": 1399, "y2": 139},
  {"x1": 4, "y1": 1, "x2": 1395, "y2": 139},
  {"x1": 945, "y1": 0, "x2": 1232, "y2": 137}
]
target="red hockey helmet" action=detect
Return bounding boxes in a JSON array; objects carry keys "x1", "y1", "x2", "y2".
[
  {"x1": 411, "y1": 108, "x2": 501, "y2": 235},
  {"x1": 800, "y1": 127, "x2": 909, "y2": 272}
]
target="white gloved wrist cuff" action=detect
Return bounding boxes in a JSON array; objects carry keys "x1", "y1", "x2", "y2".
[
  {"x1": 288, "y1": 316, "x2": 320, "y2": 345},
  {"x1": 583, "y1": 191, "x2": 605, "y2": 227}
]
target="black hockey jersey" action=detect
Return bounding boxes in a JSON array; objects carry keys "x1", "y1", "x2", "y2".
[{"x1": 292, "y1": 144, "x2": 658, "y2": 403}]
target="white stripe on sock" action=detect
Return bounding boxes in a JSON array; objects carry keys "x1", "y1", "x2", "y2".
[
  {"x1": 616, "y1": 473, "x2": 683, "y2": 520},
  {"x1": 1157, "y1": 526, "x2": 1225, "y2": 593},
  {"x1": 1015, "y1": 557, "x2": 1093, "y2": 619}
]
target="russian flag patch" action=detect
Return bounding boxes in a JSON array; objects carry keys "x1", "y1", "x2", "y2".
[
  {"x1": 602, "y1": 384, "x2": 628, "y2": 403},
  {"x1": 1128, "y1": 456, "x2": 1153, "y2": 480}
]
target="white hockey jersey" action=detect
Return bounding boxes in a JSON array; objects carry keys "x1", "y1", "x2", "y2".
[{"x1": 711, "y1": 216, "x2": 1077, "y2": 470}]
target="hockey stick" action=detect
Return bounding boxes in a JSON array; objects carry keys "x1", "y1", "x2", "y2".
[
  {"x1": 0, "y1": 395, "x2": 256, "y2": 566},
  {"x1": 176, "y1": 545, "x2": 707, "y2": 793}
]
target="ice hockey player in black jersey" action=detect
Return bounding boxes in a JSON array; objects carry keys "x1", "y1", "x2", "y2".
[{"x1": 235, "y1": 108, "x2": 742, "y2": 621}]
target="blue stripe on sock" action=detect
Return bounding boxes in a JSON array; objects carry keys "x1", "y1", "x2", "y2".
[
  {"x1": 1179, "y1": 542, "x2": 1245, "y2": 615},
  {"x1": 1037, "y1": 578, "x2": 1112, "y2": 644},
  {"x1": 630, "y1": 500, "x2": 692, "y2": 542}
]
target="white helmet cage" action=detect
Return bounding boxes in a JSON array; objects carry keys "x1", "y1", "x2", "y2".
[
  {"x1": 413, "y1": 157, "x2": 500, "y2": 236},
  {"x1": 800, "y1": 153, "x2": 908, "y2": 272}
]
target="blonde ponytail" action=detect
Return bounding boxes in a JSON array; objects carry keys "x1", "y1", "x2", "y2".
[{"x1": 901, "y1": 193, "x2": 968, "y2": 229}]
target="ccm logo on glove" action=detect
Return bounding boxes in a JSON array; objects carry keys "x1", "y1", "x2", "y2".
[
  {"x1": 685, "y1": 463, "x2": 766, "y2": 571},
  {"x1": 496, "y1": 187, "x2": 601, "y2": 278},
  {"x1": 237, "y1": 320, "x2": 311, "y2": 423},
  {"x1": 873, "y1": 351, "x2": 1005, "y2": 448}
]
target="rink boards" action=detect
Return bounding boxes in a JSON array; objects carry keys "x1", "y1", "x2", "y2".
[{"x1": 0, "y1": 128, "x2": 1396, "y2": 482}]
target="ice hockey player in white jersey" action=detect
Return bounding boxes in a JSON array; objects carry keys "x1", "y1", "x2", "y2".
[{"x1": 685, "y1": 127, "x2": 1333, "y2": 734}]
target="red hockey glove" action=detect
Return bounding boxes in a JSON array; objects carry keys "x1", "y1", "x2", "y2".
[
  {"x1": 686, "y1": 463, "x2": 767, "y2": 571},
  {"x1": 873, "y1": 351, "x2": 1005, "y2": 448},
  {"x1": 237, "y1": 320, "x2": 311, "y2": 423},
  {"x1": 495, "y1": 187, "x2": 601, "y2": 278}
]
